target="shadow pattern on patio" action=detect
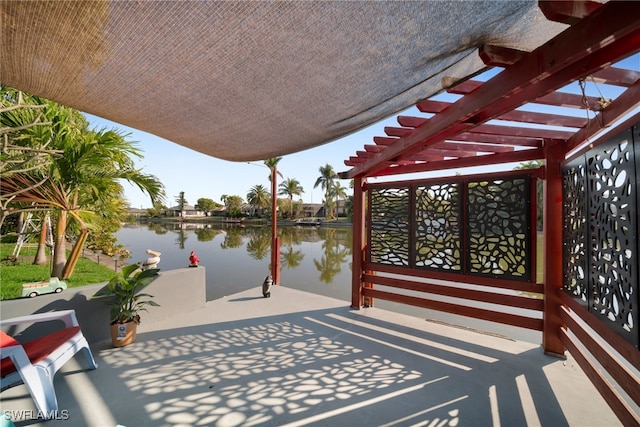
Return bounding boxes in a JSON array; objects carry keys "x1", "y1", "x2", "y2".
[{"x1": 51, "y1": 308, "x2": 610, "y2": 426}]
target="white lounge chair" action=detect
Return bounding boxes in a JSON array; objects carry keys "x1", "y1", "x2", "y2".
[{"x1": 0, "y1": 310, "x2": 97, "y2": 418}]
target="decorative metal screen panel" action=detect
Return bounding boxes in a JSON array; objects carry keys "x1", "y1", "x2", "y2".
[
  {"x1": 369, "y1": 187, "x2": 410, "y2": 266},
  {"x1": 562, "y1": 159, "x2": 588, "y2": 308},
  {"x1": 368, "y1": 175, "x2": 533, "y2": 282},
  {"x1": 562, "y1": 124, "x2": 639, "y2": 348},
  {"x1": 414, "y1": 182, "x2": 462, "y2": 271},
  {"x1": 466, "y1": 178, "x2": 531, "y2": 281}
]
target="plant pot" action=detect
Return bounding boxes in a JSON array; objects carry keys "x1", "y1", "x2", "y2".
[{"x1": 110, "y1": 321, "x2": 137, "y2": 347}]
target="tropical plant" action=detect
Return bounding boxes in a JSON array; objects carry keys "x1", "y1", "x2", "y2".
[
  {"x1": 278, "y1": 178, "x2": 304, "y2": 218},
  {"x1": 175, "y1": 191, "x2": 187, "y2": 211},
  {"x1": 61, "y1": 127, "x2": 164, "y2": 277},
  {"x1": 1, "y1": 89, "x2": 165, "y2": 278},
  {"x1": 314, "y1": 164, "x2": 337, "y2": 218},
  {"x1": 247, "y1": 184, "x2": 270, "y2": 217},
  {"x1": 221, "y1": 194, "x2": 243, "y2": 217},
  {"x1": 92, "y1": 264, "x2": 160, "y2": 325},
  {"x1": 0, "y1": 88, "x2": 59, "y2": 231},
  {"x1": 329, "y1": 181, "x2": 349, "y2": 217},
  {"x1": 263, "y1": 157, "x2": 283, "y2": 182},
  {"x1": 263, "y1": 157, "x2": 282, "y2": 219}
]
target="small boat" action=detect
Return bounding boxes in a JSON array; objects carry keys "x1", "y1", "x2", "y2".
[{"x1": 295, "y1": 218, "x2": 322, "y2": 227}]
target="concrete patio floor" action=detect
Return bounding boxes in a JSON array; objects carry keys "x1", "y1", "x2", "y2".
[{"x1": 2, "y1": 286, "x2": 620, "y2": 427}]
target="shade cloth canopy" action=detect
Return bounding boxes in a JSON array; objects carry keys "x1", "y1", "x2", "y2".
[{"x1": 1, "y1": 1, "x2": 567, "y2": 161}]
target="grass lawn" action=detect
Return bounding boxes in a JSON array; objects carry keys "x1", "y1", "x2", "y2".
[{"x1": 0, "y1": 243, "x2": 115, "y2": 300}]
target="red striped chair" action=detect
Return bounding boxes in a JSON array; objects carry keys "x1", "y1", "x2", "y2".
[{"x1": 1, "y1": 310, "x2": 97, "y2": 418}]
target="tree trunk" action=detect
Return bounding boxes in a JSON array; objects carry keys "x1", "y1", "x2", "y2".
[
  {"x1": 61, "y1": 229, "x2": 88, "y2": 279},
  {"x1": 51, "y1": 211, "x2": 67, "y2": 278},
  {"x1": 33, "y1": 216, "x2": 48, "y2": 265},
  {"x1": 0, "y1": 210, "x2": 8, "y2": 236},
  {"x1": 16, "y1": 212, "x2": 25, "y2": 236}
]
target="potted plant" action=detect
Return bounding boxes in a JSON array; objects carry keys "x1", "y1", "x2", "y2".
[{"x1": 92, "y1": 264, "x2": 160, "y2": 347}]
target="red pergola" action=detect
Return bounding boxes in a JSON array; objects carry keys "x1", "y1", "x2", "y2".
[
  {"x1": 344, "y1": 2, "x2": 640, "y2": 179},
  {"x1": 343, "y1": 2, "x2": 640, "y2": 425}
]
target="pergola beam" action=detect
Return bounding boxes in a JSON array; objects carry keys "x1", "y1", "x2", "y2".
[
  {"x1": 434, "y1": 141, "x2": 515, "y2": 153},
  {"x1": 444, "y1": 132, "x2": 543, "y2": 147},
  {"x1": 420, "y1": 99, "x2": 588, "y2": 128},
  {"x1": 448, "y1": 80, "x2": 602, "y2": 110},
  {"x1": 347, "y1": 1, "x2": 640, "y2": 178},
  {"x1": 467, "y1": 123, "x2": 575, "y2": 140},
  {"x1": 538, "y1": 0, "x2": 603, "y2": 25},
  {"x1": 369, "y1": 148, "x2": 544, "y2": 178},
  {"x1": 478, "y1": 45, "x2": 528, "y2": 67}
]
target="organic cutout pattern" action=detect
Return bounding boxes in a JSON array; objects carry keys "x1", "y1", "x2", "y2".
[
  {"x1": 368, "y1": 177, "x2": 532, "y2": 281},
  {"x1": 562, "y1": 129, "x2": 637, "y2": 346},
  {"x1": 587, "y1": 138, "x2": 636, "y2": 337},
  {"x1": 467, "y1": 178, "x2": 530, "y2": 280},
  {"x1": 369, "y1": 187, "x2": 410, "y2": 266},
  {"x1": 415, "y1": 183, "x2": 462, "y2": 271},
  {"x1": 562, "y1": 161, "x2": 589, "y2": 306}
]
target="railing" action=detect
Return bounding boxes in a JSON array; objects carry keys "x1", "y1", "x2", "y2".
[
  {"x1": 558, "y1": 291, "x2": 640, "y2": 425},
  {"x1": 361, "y1": 264, "x2": 543, "y2": 331}
]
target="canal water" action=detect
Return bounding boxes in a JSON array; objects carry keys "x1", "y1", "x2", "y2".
[{"x1": 115, "y1": 222, "x2": 541, "y2": 344}]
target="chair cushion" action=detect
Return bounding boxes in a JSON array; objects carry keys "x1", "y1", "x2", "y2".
[
  {"x1": 0, "y1": 331, "x2": 20, "y2": 348},
  {"x1": 1, "y1": 327, "x2": 81, "y2": 377}
]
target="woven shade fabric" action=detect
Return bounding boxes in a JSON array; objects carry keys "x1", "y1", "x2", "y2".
[{"x1": 0, "y1": 1, "x2": 566, "y2": 161}]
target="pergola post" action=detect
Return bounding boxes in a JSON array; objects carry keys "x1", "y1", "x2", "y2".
[
  {"x1": 351, "y1": 176, "x2": 366, "y2": 309},
  {"x1": 542, "y1": 140, "x2": 566, "y2": 356},
  {"x1": 271, "y1": 165, "x2": 280, "y2": 285}
]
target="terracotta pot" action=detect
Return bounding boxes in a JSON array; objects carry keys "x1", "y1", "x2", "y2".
[{"x1": 110, "y1": 321, "x2": 137, "y2": 347}]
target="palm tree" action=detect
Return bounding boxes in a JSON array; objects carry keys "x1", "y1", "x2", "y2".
[
  {"x1": 263, "y1": 157, "x2": 283, "y2": 220},
  {"x1": 329, "y1": 181, "x2": 349, "y2": 218},
  {"x1": 263, "y1": 157, "x2": 283, "y2": 182},
  {"x1": 278, "y1": 178, "x2": 304, "y2": 218},
  {"x1": 175, "y1": 191, "x2": 187, "y2": 212},
  {"x1": 246, "y1": 184, "x2": 270, "y2": 217},
  {"x1": 62, "y1": 128, "x2": 164, "y2": 277},
  {"x1": 0, "y1": 88, "x2": 59, "y2": 231},
  {"x1": 1, "y1": 96, "x2": 165, "y2": 278},
  {"x1": 314, "y1": 164, "x2": 337, "y2": 218}
]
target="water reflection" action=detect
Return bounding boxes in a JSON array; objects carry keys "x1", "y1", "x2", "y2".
[
  {"x1": 116, "y1": 222, "x2": 541, "y2": 343},
  {"x1": 115, "y1": 223, "x2": 353, "y2": 302},
  {"x1": 194, "y1": 228, "x2": 221, "y2": 242}
]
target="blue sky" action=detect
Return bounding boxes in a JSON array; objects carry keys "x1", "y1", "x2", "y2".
[{"x1": 86, "y1": 111, "x2": 410, "y2": 209}]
